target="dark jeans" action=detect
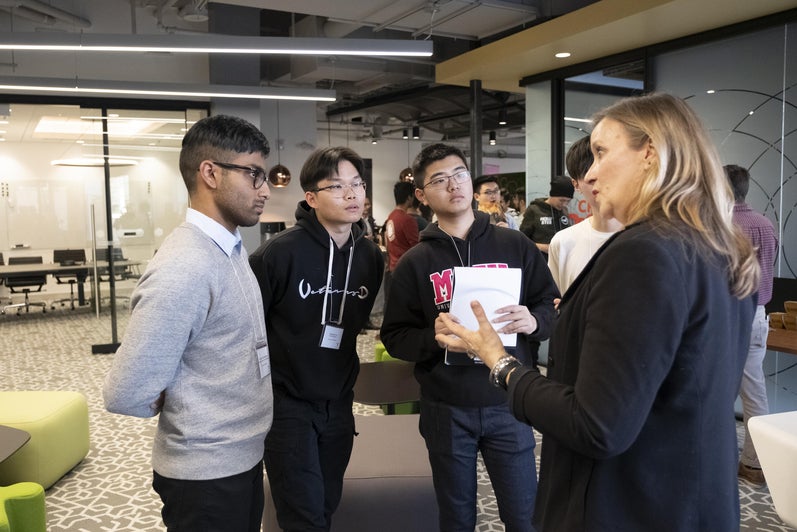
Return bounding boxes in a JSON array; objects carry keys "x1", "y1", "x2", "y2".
[
  {"x1": 152, "y1": 461, "x2": 264, "y2": 532},
  {"x1": 264, "y1": 389, "x2": 355, "y2": 532},
  {"x1": 420, "y1": 397, "x2": 537, "y2": 532}
]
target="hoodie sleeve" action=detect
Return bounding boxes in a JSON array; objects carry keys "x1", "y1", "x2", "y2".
[
  {"x1": 380, "y1": 257, "x2": 441, "y2": 362},
  {"x1": 521, "y1": 242, "x2": 559, "y2": 341}
]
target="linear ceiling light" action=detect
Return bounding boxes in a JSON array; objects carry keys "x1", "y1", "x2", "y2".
[
  {"x1": 0, "y1": 77, "x2": 336, "y2": 102},
  {"x1": 0, "y1": 33, "x2": 434, "y2": 57}
]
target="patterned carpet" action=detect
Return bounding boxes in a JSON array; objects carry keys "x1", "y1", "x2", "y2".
[{"x1": 0, "y1": 306, "x2": 793, "y2": 531}]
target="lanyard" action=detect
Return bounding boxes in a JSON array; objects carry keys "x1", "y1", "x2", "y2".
[{"x1": 320, "y1": 232, "x2": 355, "y2": 325}]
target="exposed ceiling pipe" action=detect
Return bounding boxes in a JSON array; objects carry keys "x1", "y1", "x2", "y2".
[
  {"x1": 0, "y1": 6, "x2": 56, "y2": 25},
  {"x1": 0, "y1": 0, "x2": 91, "y2": 28}
]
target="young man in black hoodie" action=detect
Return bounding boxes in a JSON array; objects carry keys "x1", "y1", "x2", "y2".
[
  {"x1": 249, "y1": 146, "x2": 384, "y2": 532},
  {"x1": 381, "y1": 143, "x2": 558, "y2": 531}
]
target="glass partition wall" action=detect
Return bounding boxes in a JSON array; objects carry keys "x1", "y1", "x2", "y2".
[{"x1": 0, "y1": 102, "x2": 207, "y2": 346}]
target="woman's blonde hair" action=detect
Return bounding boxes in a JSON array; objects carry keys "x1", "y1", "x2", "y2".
[{"x1": 592, "y1": 92, "x2": 759, "y2": 298}]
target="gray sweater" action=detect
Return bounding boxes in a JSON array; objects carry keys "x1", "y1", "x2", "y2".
[{"x1": 104, "y1": 218, "x2": 273, "y2": 480}]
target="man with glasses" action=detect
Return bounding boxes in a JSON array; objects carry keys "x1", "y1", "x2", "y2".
[
  {"x1": 473, "y1": 174, "x2": 519, "y2": 229},
  {"x1": 104, "y1": 114, "x2": 273, "y2": 532},
  {"x1": 381, "y1": 143, "x2": 558, "y2": 531},
  {"x1": 249, "y1": 146, "x2": 383, "y2": 532}
]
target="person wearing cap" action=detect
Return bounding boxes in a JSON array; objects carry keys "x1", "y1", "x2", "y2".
[{"x1": 520, "y1": 175, "x2": 574, "y2": 257}]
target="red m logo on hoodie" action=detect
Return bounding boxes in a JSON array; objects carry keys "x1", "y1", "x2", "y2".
[{"x1": 429, "y1": 263, "x2": 508, "y2": 306}]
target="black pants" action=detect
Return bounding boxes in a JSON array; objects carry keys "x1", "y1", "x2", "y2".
[
  {"x1": 264, "y1": 389, "x2": 355, "y2": 532},
  {"x1": 152, "y1": 461, "x2": 264, "y2": 532}
]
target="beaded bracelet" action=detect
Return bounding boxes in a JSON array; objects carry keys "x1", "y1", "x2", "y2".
[{"x1": 489, "y1": 355, "x2": 521, "y2": 390}]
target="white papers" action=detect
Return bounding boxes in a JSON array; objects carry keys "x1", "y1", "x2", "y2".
[{"x1": 449, "y1": 266, "x2": 522, "y2": 347}]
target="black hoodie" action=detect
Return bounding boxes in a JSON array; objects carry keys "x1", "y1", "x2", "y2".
[
  {"x1": 249, "y1": 201, "x2": 384, "y2": 401},
  {"x1": 381, "y1": 210, "x2": 558, "y2": 407}
]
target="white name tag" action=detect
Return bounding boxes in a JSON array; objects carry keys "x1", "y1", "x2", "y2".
[
  {"x1": 319, "y1": 324, "x2": 344, "y2": 350},
  {"x1": 256, "y1": 343, "x2": 271, "y2": 379}
]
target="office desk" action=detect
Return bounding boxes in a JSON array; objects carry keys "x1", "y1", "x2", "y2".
[
  {"x1": 0, "y1": 261, "x2": 140, "y2": 306},
  {"x1": 768, "y1": 328, "x2": 797, "y2": 356}
]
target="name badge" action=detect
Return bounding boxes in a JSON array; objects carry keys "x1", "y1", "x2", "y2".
[
  {"x1": 256, "y1": 342, "x2": 271, "y2": 379},
  {"x1": 319, "y1": 323, "x2": 344, "y2": 350}
]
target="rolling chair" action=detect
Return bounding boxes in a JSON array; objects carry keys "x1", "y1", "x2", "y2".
[
  {"x1": 2, "y1": 257, "x2": 48, "y2": 315},
  {"x1": 50, "y1": 249, "x2": 87, "y2": 310},
  {"x1": 94, "y1": 247, "x2": 136, "y2": 306},
  {"x1": 0, "y1": 253, "x2": 11, "y2": 306}
]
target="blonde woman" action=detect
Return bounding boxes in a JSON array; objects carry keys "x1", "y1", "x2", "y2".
[{"x1": 436, "y1": 93, "x2": 759, "y2": 531}]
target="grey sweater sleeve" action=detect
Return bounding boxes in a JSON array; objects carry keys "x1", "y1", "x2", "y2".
[{"x1": 103, "y1": 238, "x2": 210, "y2": 418}]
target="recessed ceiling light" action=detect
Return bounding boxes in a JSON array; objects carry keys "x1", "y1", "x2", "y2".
[
  {"x1": 706, "y1": 89, "x2": 715, "y2": 94},
  {"x1": 555, "y1": 52, "x2": 571, "y2": 58}
]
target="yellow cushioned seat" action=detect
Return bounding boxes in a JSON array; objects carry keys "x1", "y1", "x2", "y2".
[{"x1": 0, "y1": 391, "x2": 89, "y2": 489}]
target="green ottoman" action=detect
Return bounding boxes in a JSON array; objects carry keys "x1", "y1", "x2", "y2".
[
  {"x1": 0, "y1": 391, "x2": 89, "y2": 489},
  {"x1": 0, "y1": 482, "x2": 46, "y2": 532}
]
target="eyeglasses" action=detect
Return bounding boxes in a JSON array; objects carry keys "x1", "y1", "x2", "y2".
[
  {"x1": 421, "y1": 170, "x2": 471, "y2": 190},
  {"x1": 480, "y1": 188, "x2": 500, "y2": 196},
  {"x1": 211, "y1": 161, "x2": 267, "y2": 189},
  {"x1": 311, "y1": 181, "x2": 367, "y2": 197}
]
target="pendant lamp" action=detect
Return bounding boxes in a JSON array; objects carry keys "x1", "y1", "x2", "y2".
[{"x1": 268, "y1": 101, "x2": 292, "y2": 187}]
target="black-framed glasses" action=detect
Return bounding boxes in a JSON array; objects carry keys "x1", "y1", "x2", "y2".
[
  {"x1": 311, "y1": 181, "x2": 367, "y2": 198},
  {"x1": 421, "y1": 170, "x2": 471, "y2": 190},
  {"x1": 211, "y1": 161, "x2": 267, "y2": 189}
]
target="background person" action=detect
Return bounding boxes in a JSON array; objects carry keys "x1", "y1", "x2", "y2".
[
  {"x1": 725, "y1": 163, "x2": 778, "y2": 487},
  {"x1": 383, "y1": 180, "x2": 420, "y2": 310},
  {"x1": 381, "y1": 143, "x2": 558, "y2": 532},
  {"x1": 520, "y1": 176, "x2": 574, "y2": 257},
  {"x1": 103, "y1": 114, "x2": 273, "y2": 532},
  {"x1": 473, "y1": 174, "x2": 518, "y2": 229},
  {"x1": 436, "y1": 93, "x2": 760, "y2": 531},
  {"x1": 249, "y1": 146, "x2": 383, "y2": 532},
  {"x1": 361, "y1": 196, "x2": 381, "y2": 246},
  {"x1": 547, "y1": 136, "x2": 623, "y2": 294}
]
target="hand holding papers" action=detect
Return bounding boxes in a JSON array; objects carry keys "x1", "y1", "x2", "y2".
[{"x1": 445, "y1": 267, "x2": 522, "y2": 365}]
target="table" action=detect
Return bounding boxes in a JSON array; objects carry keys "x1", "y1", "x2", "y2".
[
  {"x1": 0, "y1": 425, "x2": 30, "y2": 463},
  {"x1": 354, "y1": 361, "x2": 420, "y2": 414},
  {"x1": 0, "y1": 260, "x2": 140, "y2": 306},
  {"x1": 767, "y1": 328, "x2": 797, "y2": 356}
]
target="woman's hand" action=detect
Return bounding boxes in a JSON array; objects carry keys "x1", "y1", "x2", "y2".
[{"x1": 435, "y1": 300, "x2": 508, "y2": 369}]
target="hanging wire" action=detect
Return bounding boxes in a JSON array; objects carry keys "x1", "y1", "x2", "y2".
[{"x1": 425, "y1": 2, "x2": 439, "y2": 41}]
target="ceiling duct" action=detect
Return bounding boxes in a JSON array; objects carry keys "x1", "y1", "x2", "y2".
[{"x1": 0, "y1": 0, "x2": 91, "y2": 28}]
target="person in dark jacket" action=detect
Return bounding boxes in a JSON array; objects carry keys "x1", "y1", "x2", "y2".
[
  {"x1": 381, "y1": 143, "x2": 558, "y2": 532},
  {"x1": 249, "y1": 146, "x2": 384, "y2": 532},
  {"x1": 435, "y1": 93, "x2": 760, "y2": 531},
  {"x1": 519, "y1": 175, "x2": 574, "y2": 257}
]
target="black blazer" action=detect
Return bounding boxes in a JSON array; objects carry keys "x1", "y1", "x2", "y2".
[{"x1": 508, "y1": 221, "x2": 755, "y2": 531}]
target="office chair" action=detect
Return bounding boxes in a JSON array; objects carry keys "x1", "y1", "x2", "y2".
[
  {"x1": 94, "y1": 247, "x2": 134, "y2": 307},
  {"x1": 1, "y1": 257, "x2": 48, "y2": 315},
  {"x1": 0, "y1": 253, "x2": 11, "y2": 307},
  {"x1": 50, "y1": 249, "x2": 87, "y2": 310}
]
